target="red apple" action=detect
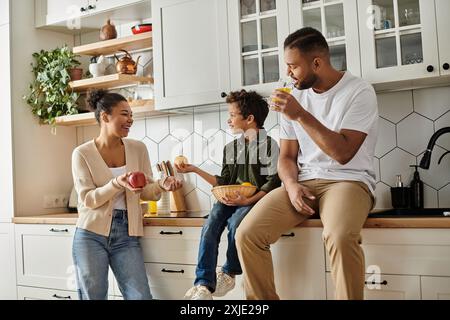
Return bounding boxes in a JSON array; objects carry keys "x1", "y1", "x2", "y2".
[{"x1": 127, "y1": 171, "x2": 146, "y2": 188}]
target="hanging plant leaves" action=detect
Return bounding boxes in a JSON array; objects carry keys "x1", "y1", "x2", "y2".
[{"x1": 23, "y1": 45, "x2": 81, "y2": 125}]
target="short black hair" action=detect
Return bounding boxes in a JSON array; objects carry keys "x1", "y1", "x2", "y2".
[
  {"x1": 284, "y1": 27, "x2": 329, "y2": 56},
  {"x1": 225, "y1": 90, "x2": 269, "y2": 129},
  {"x1": 87, "y1": 89, "x2": 127, "y2": 123}
]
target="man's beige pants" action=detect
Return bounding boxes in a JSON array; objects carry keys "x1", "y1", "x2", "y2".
[{"x1": 236, "y1": 179, "x2": 374, "y2": 300}]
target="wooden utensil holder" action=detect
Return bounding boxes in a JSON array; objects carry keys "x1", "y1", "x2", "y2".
[{"x1": 170, "y1": 189, "x2": 187, "y2": 212}]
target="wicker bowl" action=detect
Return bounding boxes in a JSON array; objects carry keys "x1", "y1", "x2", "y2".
[{"x1": 211, "y1": 185, "x2": 257, "y2": 203}]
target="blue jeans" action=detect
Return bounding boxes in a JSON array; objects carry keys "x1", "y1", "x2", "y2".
[
  {"x1": 195, "y1": 202, "x2": 253, "y2": 292},
  {"x1": 72, "y1": 209, "x2": 152, "y2": 300}
]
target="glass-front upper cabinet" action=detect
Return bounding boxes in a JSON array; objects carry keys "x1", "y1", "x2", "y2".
[
  {"x1": 288, "y1": 0, "x2": 361, "y2": 76},
  {"x1": 358, "y1": 0, "x2": 439, "y2": 83},
  {"x1": 228, "y1": 0, "x2": 290, "y2": 96}
]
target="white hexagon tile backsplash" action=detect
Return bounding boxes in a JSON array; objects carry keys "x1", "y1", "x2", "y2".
[{"x1": 79, "y1": 87, "x2": 450, "y2": 210}]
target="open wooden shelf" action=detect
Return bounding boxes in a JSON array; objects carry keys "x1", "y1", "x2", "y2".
[
  {"x1": 69, "y1": 74, "x2": 153, "y2": 92},
  {"x1": 73, "y1": 32, "x2": 152, "y2": 56},
  {"x1": 55, "y1": 100, "x2": 170, "y2": 127}
]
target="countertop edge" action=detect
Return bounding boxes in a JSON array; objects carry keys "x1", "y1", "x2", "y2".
[{"x1": 11, "y1": 214, "x2": 450, "y2": 228}]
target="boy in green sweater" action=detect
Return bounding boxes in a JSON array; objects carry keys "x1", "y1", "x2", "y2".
[{"x1": 176, "y1": 90, "x2": 281, "y2": 300}]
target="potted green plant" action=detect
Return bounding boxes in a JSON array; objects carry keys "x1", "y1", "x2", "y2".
[{"x1": 24, "y1": 45, "x2": 81, "y2": 125}]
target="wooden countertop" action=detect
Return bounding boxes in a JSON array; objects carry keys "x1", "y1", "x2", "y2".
[{"x1": 12, "y1": 212, "x2": 450, "y2": 228}]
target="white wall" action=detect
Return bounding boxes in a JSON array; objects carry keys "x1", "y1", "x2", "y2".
[
  {"x1": 11, "y1": 1, "x2": 77, "y2": 216},
  {"x1": 0, "y1": 0, "x2": 8, "y2": 25}
]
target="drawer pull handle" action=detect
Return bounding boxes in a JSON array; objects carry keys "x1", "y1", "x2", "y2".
[
  {"x1": 52, "y1": 294, "x2": 72, "y2": 300},
  {"x1": 50, "y1": 228, "x2": 69, "y2": 233},
  {"x1": 161, "y1": 268, "x2": 185, "y2": 274},
  {"x1": 281, "y1": 232, "x2": 295, "y2": 237},
  {"x1": 159, "y1": 231, "x2": 183, "y2": 235},
  {"x1": 365, "y1": 280, "x2": 388, "y2": 286}
]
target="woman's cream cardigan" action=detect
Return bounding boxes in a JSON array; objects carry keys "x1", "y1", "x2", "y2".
[{"x1": 72, "y1": 138, "x2": 163, "y2": 237}]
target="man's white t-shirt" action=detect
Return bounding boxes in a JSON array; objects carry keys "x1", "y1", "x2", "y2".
[{"x1": 279, "y1": 71, "x2": 378, "y2": 194}]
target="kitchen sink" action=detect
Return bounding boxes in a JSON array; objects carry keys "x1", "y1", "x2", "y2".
[{"x1": 369, "y1": 208, "x2": 450, "y2": 218}]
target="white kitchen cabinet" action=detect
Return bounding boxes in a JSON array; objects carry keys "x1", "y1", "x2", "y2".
[
  {"x1": 45, "y1": 0, "x2": 86, "y2": 25},
  {"x1": 358, "y1": 0, "x2": 441, "y2": 84},
  {"x1": 435, "y1": 0, "x2": 450, "y2": 76},
  {"x1": 140, "y1": 226, "x2": 203, "y2": 265},
  {"x1": 0, "y1": 223, "x2": 16, "y2": 299},
  {"x1": 326, "y1": 273, "x2": 421, "y2": 300},
  {"x1": 421, "y1": 276, "x2": 450, "y2": 300},
  {"x1": 272, "y1": 228, "x2": 326, "y2": 300},
  {"x1": 17, "y1": 286, "x2": 78, "y2": 300},
  {"x1": 15, "y1": 224, "x2": 117, "y2": 296},
  {"x1": 0, "y1": 0, "x2": 9, "y2": 25},
  {"x1": 152, "y1": 0, "x2": 230, "y2": 109},
  {"x1": 144, "y1": 263, "x2": 244, "y2": 300},
  {"x1": 227, "y1": 0, "x2": 290, "y2": 96},
  {"x1": 15, "y1": 224, "x2": 78, "y2": 291},
  {"x1": 140, "y1": 226, "x2": 227, "y2": 265},
  {"x1": 87, "y1": 0, "x2": 146, "y2": 14},
  {"x1": 44, "y1": 0, "x2": 146, "y2": 24},
  {"x1": 132, "y1": 226, "x2": 240, "y2": 299},
  {"x1": 325, "y1": 229, "x2": 450, "y2": 277},
  {"x1": 35, "y1": 0, "x2": 150, "y2": 30},
  {"x1": 288, "y1": 0, "x2": 361, "y2": 77},
  {"x1": 0, "y1": 23, "x2": 13, "y2": 223}
]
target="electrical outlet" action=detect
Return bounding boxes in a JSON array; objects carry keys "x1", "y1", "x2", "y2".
[{"x1": 43, "y1": 194, "x2": 68, "y2": 208}]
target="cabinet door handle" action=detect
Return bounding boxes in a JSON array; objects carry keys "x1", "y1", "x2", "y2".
[
  {"x1": 161, "y1": 268, "x2": 184, "y2": 273},
  {"x1": 365, "y1": 280, "x2": 388, "y2": 286},
  {"x1": 443, "y1": 63, "x2": 450, "y2": 70},
  {"x1": 159, "y1": 231, "x2": 183, "y2": 235},
  {"x1": 221, "y1": 92, "x2": 227, "y2": 98},
  {"x1": 427, "y1": 65, "x2": 434, "y2": 72},
  {"x1": 80, "y1": 7, "x2": 87, "y2": 12},
  {"x1": 52, "y1": 294, "x2": 72, "y2": 300},
  {"x1": 49, "y1": 228, "x2": 69, "y2": 233},
  {"x1": 281, "y1": 232, "x2": 295, "y2": 238},
  {"x1": 87, "y1": 5, "x2": 96, "y2": 10}
]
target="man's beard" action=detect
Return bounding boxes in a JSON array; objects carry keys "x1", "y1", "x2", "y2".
[{"x1": 295, "y1": 73, "x2": 318, "y2": 90}]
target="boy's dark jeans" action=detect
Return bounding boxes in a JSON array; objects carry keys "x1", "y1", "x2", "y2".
[{"x1": 194, "y1": 202, "x2": 253, "y2": 292}]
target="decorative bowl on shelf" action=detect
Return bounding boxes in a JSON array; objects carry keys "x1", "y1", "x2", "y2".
[
  {"x1": 131, "y1": 23, "x2": 152, "y2": 34},
  {"x1": 211, "y1": 185, "x2": 257, "y2": 203}
]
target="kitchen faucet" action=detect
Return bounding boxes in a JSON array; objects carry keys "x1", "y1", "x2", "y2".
[{"x1": 419, "y1": 127, "x2": 450, "y2": 169}]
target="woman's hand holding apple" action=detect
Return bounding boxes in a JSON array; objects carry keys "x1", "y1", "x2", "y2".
[{"x1": 116, "y1": 171, "x2": 149, "y2": 193}]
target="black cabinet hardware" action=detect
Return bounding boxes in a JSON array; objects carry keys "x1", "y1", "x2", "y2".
[
  {"x1": 281, "y1": 232, "x2": 295, "y2": 237},
  {"x1": 52, "y1": 294, "x2": 71, "y2": 299},
  {"x1": 49, "y1": 228, "x2": 69, "y2": 233},
  {"x1": 159, "y1": 231, "x2": 183, "y2": 235},
  {"x1": 161, "y1": 268, "x2": 184, "y2": 273},
  {"x1": 365, "y1": 280, "x2": 388, "y2": 286}
]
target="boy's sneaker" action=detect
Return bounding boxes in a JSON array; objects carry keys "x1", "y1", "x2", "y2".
[
  {"x1": 184, "y1": 285, "x2": 213, "y2": 300},
  {"x1": 213, "y1": 271, "x2": 235, "y2": 297}
]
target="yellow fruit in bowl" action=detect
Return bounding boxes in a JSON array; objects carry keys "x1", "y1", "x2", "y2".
[{"x1": 241, "y1": 182, "x2": 253, "y2": 187}]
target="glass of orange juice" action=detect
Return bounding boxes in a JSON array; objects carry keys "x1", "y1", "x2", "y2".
[
  {"x1": 270, "y1": 78, "x2": 293, "y2": 111},
  {"x1": 276, "y1": 78, "x2": 293, "y2": 94}
]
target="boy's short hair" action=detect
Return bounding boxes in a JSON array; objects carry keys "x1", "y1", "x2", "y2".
[{"x1": 225, "y1": 90, "x2": 269, "y2": 129}]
